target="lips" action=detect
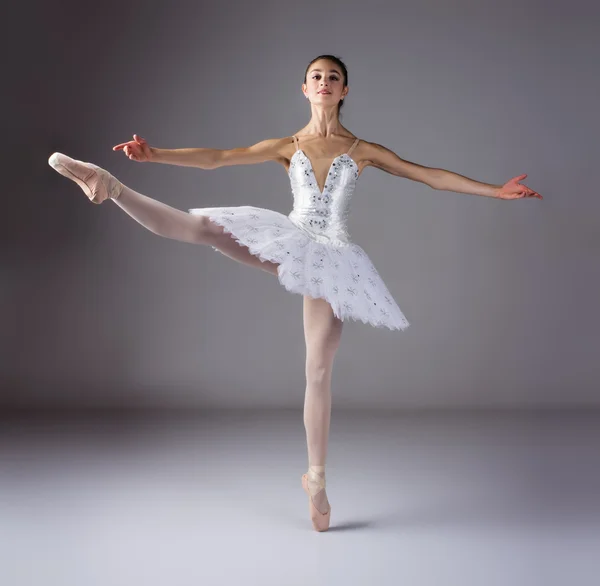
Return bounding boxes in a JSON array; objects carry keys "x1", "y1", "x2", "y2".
[{"x1": 318, "y1": 91, "x2": 331, "y2": 95}]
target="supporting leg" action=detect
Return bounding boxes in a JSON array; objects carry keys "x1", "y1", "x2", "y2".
[{"x1": 302, "y1": 295, "x2": 344, "y2": 518}]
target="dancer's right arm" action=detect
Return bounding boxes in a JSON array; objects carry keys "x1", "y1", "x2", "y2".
[{"x1": 113, "y1": 135, "x2": 290, "y2": 169}]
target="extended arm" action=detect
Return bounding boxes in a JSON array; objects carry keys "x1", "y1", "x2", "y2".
[
  {"x1": 113, "y1": 135, "x2": 290, "y2": 169},
  {"x1": 362, "y1": 141, "x2": 542, "y2": 200}
]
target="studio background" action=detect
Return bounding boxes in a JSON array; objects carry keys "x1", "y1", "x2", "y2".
[{"x1": 3, "y1": 0, "x2": 598, "y2": 410}]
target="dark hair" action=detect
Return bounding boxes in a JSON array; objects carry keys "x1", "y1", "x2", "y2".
[{"x1": 304, "y1": 54, "x2": 348, "y2": 114}]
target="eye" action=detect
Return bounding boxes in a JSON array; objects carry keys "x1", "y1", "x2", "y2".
[{"x1": 312, "y1": 74, "x2": 339, "y2": 81}]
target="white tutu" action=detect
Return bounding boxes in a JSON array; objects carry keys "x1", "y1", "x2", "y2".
[{"x1": 188, "y1": 205, "x2": 410, "y2": 331}]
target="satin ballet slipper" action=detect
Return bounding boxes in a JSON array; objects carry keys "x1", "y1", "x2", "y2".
[
  {"x1": 48, "y1": 152, "x2": 123, "y2": 204},
  {"x1": 301, "y1": 466, "x2": 331, "y2": 532}
]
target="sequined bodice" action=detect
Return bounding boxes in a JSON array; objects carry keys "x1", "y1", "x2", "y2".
[{"x1": 287, "y1": 149, "x2": 359, "y2": 246}]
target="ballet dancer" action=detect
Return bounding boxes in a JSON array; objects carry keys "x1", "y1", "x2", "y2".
[{"x1": 48, "y1": 54, "x2": 542, "y2": 532}]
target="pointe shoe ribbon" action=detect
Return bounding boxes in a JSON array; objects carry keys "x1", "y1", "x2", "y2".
[
  {"x1": 48, "y1": 152, "x2": 123, "y2": 204},
  {"x1": 301, "y1": 466, "x2": 331, "y2": 532}
]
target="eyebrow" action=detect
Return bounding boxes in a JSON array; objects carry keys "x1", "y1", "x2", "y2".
[{"x1": 309, "y1": 68, "x2": 341, "y2": 75}]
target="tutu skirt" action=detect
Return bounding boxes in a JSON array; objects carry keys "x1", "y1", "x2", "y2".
[{"x1": 188, "y1": 205, "x2": 410, "y2": 331}]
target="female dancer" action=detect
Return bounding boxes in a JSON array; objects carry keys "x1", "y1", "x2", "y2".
[{"x1": 48, "y1": 54, "x2": 542, "y2": 532}]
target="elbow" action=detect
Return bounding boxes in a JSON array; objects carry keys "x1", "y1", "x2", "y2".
[
  {"x1": 204, "y1": 151, "x2": 221, "y2": 170},
  {"x1": 200, "y1": 149, "x2": 226, "y2": 170},
  {"x1": 423, "y1": 168, "x2": 446, "y2": 190}
]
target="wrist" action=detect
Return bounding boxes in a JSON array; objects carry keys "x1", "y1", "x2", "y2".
[{"x1": 149, "y1": 147, "x2": 162, "y2": 163}]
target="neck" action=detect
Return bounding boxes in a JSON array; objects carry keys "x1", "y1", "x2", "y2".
[{"x1": 303, "y1": 106, "x2": 344, "y2": 137}]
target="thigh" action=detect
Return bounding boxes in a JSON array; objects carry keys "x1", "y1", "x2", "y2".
[
  {"x1": 303, "y1": 296, "x2": 344, "y2": 367},
  {"x1": 205, "y1": 219, "x2": 279, "y2": 276}
]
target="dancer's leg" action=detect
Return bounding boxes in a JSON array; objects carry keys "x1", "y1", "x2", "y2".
[
  {"x1": 302, "y1": 295, "x2": 344, "y2": 514},
  {"x1": 113, "y1": 185, "x2": 209, "y2": 243},
  {"x1": 49, "y1": 153, "x2": 279, "y2": 275},
  {"x1": 114, "y1": 186, "x2": 279, "y2": 275}
]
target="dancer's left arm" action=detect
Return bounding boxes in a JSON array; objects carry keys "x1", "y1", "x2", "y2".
[{"x1": 363, "y1": 141, "x2": 542, "y2": 200}]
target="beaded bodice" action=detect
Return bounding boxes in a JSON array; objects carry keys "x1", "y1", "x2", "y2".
[{"x1": 287, "y1": 137, "x2": 360, "y2": 246}]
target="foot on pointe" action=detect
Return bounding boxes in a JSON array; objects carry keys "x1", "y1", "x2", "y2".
[
  {"x1": 302, "y1": 466, "x2": 331, "y2": 532},
  {"x1": 48, "y1": 152, "x2": 123, "y2": 204}
]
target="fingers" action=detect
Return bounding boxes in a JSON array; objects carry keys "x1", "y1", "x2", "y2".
[
  {"x1": 134, "y1": 134, "x2": 151, "y2": 157},
  {"x1": 112, "y1": 135, "x2": 149, "y2": 161},
  {"x1": 517, "y1": 183, "x2": 542, "y2": 199},
  {"x1": 113, "y1": 140, "x2": 136, "y2": 151},
  {"x1": 124, "y1": 144, "x2": 141, "y2": 160},
  {"x1": 113, "y1": 134, "x2": 146, "y2": 151},
  {"x1": 519, "y1": 189, "x2": 542, "y2": 199}
]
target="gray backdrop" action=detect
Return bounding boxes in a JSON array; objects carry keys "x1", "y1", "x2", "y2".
[{"x1": 3, "y1": 0, "x2": 599, "y2": 410}]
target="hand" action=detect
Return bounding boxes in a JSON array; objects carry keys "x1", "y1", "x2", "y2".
[
  {"x1": 112, "y1": 134, "x2": 154, "y2": 162},
  {"x1": 496, "y1": 174, "x2": 543, "y2": 200}
]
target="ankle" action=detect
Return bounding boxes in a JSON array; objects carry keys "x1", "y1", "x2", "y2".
[
  {"x1": 307, "y1": 465, "x2": 326, "y2": 484},
  {"x1": 110, "y1": 185, "x2": 123, "y2": 201},
  {"x1": 105, "y1": 174, "x2": 123, "y2": 201}
]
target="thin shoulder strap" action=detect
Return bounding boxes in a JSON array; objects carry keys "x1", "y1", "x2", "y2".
[
  {"x1": 347, "y1": 137, "x2": 360, "y2": 156},
  {"x1": 292, "y1": 135, "x2": 300, "y2": 151}
]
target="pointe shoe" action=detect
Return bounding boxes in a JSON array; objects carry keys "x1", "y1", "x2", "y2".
[
  {"x1": 301, "y1": 466, "x2": 331, "y2": 532},
  {"x1": 48, "y1": 152, "x2": 123, "y2": 204}
]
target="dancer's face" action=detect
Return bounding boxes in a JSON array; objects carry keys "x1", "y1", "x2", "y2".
[{"x1": 303, "y1": 59, "x2": 347, "y2": 109}]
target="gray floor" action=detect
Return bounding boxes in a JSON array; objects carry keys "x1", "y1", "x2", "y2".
[{"x1": 1, "y1": 409, "x2": 598, "y2": 586}]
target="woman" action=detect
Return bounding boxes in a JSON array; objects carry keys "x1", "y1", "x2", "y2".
[{"x1": 48, "y1": 54, "x2": 542, "y2": 532}]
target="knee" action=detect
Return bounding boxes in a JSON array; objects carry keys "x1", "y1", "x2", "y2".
[
  {"x1": 192, "y1": 215, "x2": 221, "y2": 245},
  {"x1": 305, "y1": 362, "x2": 331, "y2": 387}
]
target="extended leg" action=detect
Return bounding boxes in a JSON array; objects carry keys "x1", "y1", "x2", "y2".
[
  {"x1": 302, "y1": 295, "x2": 344, "y2": 517},
  {"x1": 114, "y1": 187, "x2": 279, "y2": 275},
  {"x1": 48, "y1": 152, "x2": 279, "y2": 275}
]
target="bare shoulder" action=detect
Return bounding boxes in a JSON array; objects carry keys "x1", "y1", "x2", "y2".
[{"x1": 353, "y1": 139, "x2": 393, "y2": 167}]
